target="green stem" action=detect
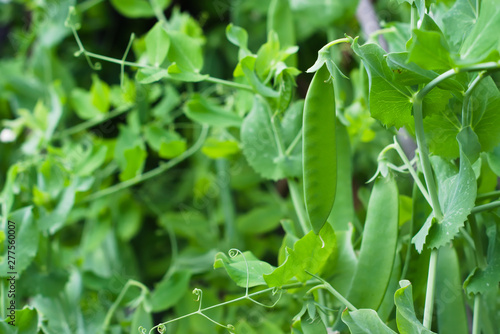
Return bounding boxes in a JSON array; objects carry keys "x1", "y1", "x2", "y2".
[
  {"x1": 205, "y1": 76, "x2": 254, "y2": 92},
  {"x1": 468, "y1": 215, "x2": 487, "y2": 269},
  {"x1": 287, "y1": 179, "x2": 311, "y2": 235},
  {"x1": 321, "y1": 37, "x2": 351, "y2": 52},
  {"x1": 84, "y1": 125, "x2": 209, "y2": 202},
  {"x1": 148, "y1": 281, "x2": 316, "y2": 334},
  {"x1": 102, "y1": 280, "x2": 149, "y2": 331},
  {"x1": 471, "y1": 200, "x2": 500, "y2": 214},
  {"x1": 306, "y1": 272, "x2": 357, "y2": 311},
  {"x1": 472, "y1": 294, "x2": 481, "y2": 334},
  {"x1": 285, "y1": 130, "x2": 302, "y2": 156},
  {"x1": 393, "y1": 137, "x2": 431, "y2": 205},
  {"x1": 423, "y1": 248, "x2": 438, "y2": 329},
  {"x1": 216, "y1": 159, "x2": 236, "y2": 248},
  {"x1": 477, "y1": 190, "x2": 500, "y2": 201},
  {"x1": 149, "y1": 0, "x2": 168, "y2": 25},
  {"x1": 410, "y1": 3, "x2": 418, "y2": 31},
  {"x1": 461, "y1": 71, "x2": 485, "y2": 126},
  {"x1": 53, "y1": 104, "x2": 133, "y2": 139}
]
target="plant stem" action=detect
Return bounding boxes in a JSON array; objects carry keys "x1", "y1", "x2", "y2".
[
  {"x1": 472, "y1": 294, "x2": 481, "y2": 334},
  {"x1": 205, "y1": 76, "x2": 254, "y2": 92},
  {"x1": 287, "y1": 179, "x2": 311, "y2": 235},
  {"x1": 471, "y1": 200, "x2": 500, "y2": 214},
  {"x1": 102, "y1": 280, "x2": 149, "y2": 331},
  {"x1": 285, "y1": 130, "x2": 302, "y2": 156},
  {"x1": 54, "y1": 104, "x2": 133, "y2": 139},
  {"x1": 393, "y1": 137, "x2": 431, "y2": 205},
  {"x1": 423, "y1": 248, "x2": 438, "y2": 329},
  {"x1": 461, "y1": 71, "x2": 485, "y2": 126},
  {"x1": 477, "y1": 190, "x2": 500, "y2": 201},
  {"x1": 469, "y1": 215, "x2": 488, "y2": 269},
  {"x1": 84, "y1": 125, "x2": 209, "y2": 202}
]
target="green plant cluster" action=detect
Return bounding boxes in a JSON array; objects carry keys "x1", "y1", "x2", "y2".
[{"x1": 0, "y1": 0, "x2": 499, "y2": 333}]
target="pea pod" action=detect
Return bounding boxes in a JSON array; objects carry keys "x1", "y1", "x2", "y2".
[
  {"x1": 302, "y1": 64, "x2": 337, "y2": 234},
  {"x1": 347, "y1": 173, "x2": 399, "y2": 310}
]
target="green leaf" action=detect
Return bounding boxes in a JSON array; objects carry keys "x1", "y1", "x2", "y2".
[
  {"x1": 136, "y1": 68, "x2": 169, "y2": 84},
  {"x1": 74, "y1": 145, "x2": 107, "y2": 177},
  {"x1": 0, "y1": 306, "x2": 38, "y2": 333},
  {"x1": 459, "y1": 0, "x2": 500, "y2": 64},
  {"x1": 145, "y1": 22, "x2": 170, "y2": 67},
  {"x1": 236, "y1": 205, "x2": 285, "y2": 234},
  {"x1": 457, "y1": 126, "x2": 481, "y2": 163},
  {"x1": 347, "y1": 173, "x2": 399, "y2": 309},
  {"x1": 184, "y1": 94, "x2": 242, "y2": 128},
  {"x1": 301, "y1": 316, "x2": 327, "y2": 334},
  {"x1": 264, "y1": 223, "x2": 336, "y2": 287},
  {"x1": 395, "y1": 280, "x2": 436, "y2": 334},
  {"x1": 342, "y1": 309, "x2": 397, "y2": 334},
  {"x1": 435, "y1": 246, "x2": 469, "y2": 334},
  {"x1": 70, "y1": 88, "x2": 102, "y2": 120},
  {"x1": 351, "y1": 40, "x2": 413, "y2": 129},
  {"x1": 167, "y1": 30, "x2": 204, "y2": 72},
  {"x1": 90, "y1": 74, "x2": 110, "y2": 113},
  {"x1": 0, "y1": 207, "x2": 38, "y2": 276},
  {"x1": 159, "y1": 136, "x2": 186, "y2": 159},
  {"x1": 441, "y1": 0, "x2": 477, "y2": 52},
  {"x1": 408, "y1": 29, "x2": 452, "y2": 70},
  {"x1": 226, "y1": 24, "x2": 251, "y2": 59},
  {"x1": 487, "y1": 145, "x2": 500, "y2": 176},
  {"x1": 150, "y1": 270, "x2": 191, "y2": 312},
  {"x1": 239, "y1": 56, "x2": 280, "y2": 98},
  {"x1": 471, "y1": 77, "x2": 500, "y2": 153},
  {"x1": 267, "y1": 0, "x2": 296, "y2": 66},
  {"x1": 413, "y1": 147, "x2": 477, "y2": 252},
  {"x1": 131, "y1": 302, "x2": 153, "y2": 334},
  {"x1": 214, "y1": 251, "x2": 275, "y2": 288},
  {"x1": 166, "y1": 63, "x2": 209, "y2": 82},
  {"x1": 240, "y1": 96, "x2": 282, "y2": 180},
  {"x1": 120, "y1": 145, "x2": 147, "y2": 181},
  {"x1": 110, "y1": 0, "x2": 171, "y2": 18},
  {"x1": 201, "y1": 138, "x2": 239, "y2": 159},
  {"x1": 464, "y1": 227, "x2": 500, "y2": 295}
]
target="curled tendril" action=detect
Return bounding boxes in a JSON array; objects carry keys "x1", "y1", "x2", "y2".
[
  {"x1": 271, "y1": 287, "x2": 280, "y2": 295},
  {"x1": 192, "y1": 288, "x2": 202, "y2": 301},
  {"x1": 138, "y1": 326, "x2": 146, "y2": 334},
  {"x1": 157, "y1": 324, "x2": 166, "y2": 334},
  {"x1": 228, "y1": 248, "x2": 240, "y2": 258},
  {"x1": 227, "y1": 324, "x2": 236, "y2": 333}
]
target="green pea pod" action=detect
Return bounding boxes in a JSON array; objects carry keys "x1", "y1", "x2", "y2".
[
  {"x1": 347, "y1": 173, "x2": 399, "y2": 310},
  {"x1": 435, "y1": 245, "x2": 468, "y2": 334},
  {"x1": 303, "y1": 64, "x2": 337, "y2": 234}
]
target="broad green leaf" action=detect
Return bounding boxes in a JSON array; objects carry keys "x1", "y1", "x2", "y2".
[
  {"x1": 236, "y1": 205, "x2": 285, "y2": 234},
  {"x1": 0, "y1": 207, "x2": 37, "y2": 276},
  {"x1": 145, "y1": 22, "x2": 170, "y2": 67},
  {"x1": 110, "y1": 0, "x2": 171, "y2": 18},
  {"x1": 184, "y1": 94, "x2": 242, "y2": 128},
  {"x1": 471, "y1": 78, "x2": 500, "y2": 152},
  {"x1": 114, "y1": 196, "x2": 142, "y2": 241},
  {"x1": 347, "y1": 173, "x2": 398, "y2": 309},
  {"x1": 201, "y1": 138, "x2": 239, "y2": 158},
  {"x1": 412, "y1": 147, "x2": 476, "y2": 251},
  {"x1": 301, "y1": 316, "x2": 327, "y2": 334},
  {"x1": 422, "y1": 87, "x2": 453, "y2": 118},
  {"x1": 255, "y1": 31, "x2": 280, "y2": 79},
  {"x1": 240, "y1": 96, "x2": 281, "y2": 180},
  {"x1": 114, "y1": 124, "x2": 144, "y2": 174},
  {"x1": 457, "y1": 126, "x2": 481, "y2": 163},
  {"x1": 70, "y1": 88, "x2": 102, "y2": 120},
  {"x1": 386, "y1": 52, "x2": 462, "y2": 90},
  {"x1": 435, "y1": 246, "x2": 469, "y2": 334},
  {"x1": 264, "y1": 223, "x2": 336, "y2": 287},
  {"x1": 131, "y1": 303, "x2": 153, "y2": 334},
  {"x1": 441, "y1": 0, "x2": 477, "y2": 52},
  {"x1": 90, "y1": 74, "x2": 110, "y2": 113},
  {"x1": 159, "y1": 136, "x2": 186, "y2": 159},
  {"x1": 38, "y1": 183, "x2": 77, "y2": 233},
  {"x1": 167, "y1": 30, "x2": 203, "y2": 72},
  {"x1": 303, "y1": 64, "x2": 337, "y2": 234},
  {"x1": 239, "y1": 56, "x2": 280, "y2": 98},
  {"x1": 226, "y1": 24, "x2": 251, "y2": 60},
  {"x1": 351, "y1": 40, "x2": 413, "y2": 129},
  {"x1": 408, "y1": 29, "x2": 452, "y2": 70},
  {"x1": 487, "y1": 145, "x2": 500, "y2": 176},
  {"x1": 0, "y1": 306, "x2": 38, "y2": 333},
  {"x1": 395, "y1": 280, "x2": 436, "y2": 334},
  {"x1": 136, "y1": 68, "x2": 169, "y2": 84},
  {"x1": 459, "y1": 0, "x2": 500, "y2": 64},
  {"x1": 150, "y1": 270, "x2": 191, "y2": 312},
  {"x1": 214, "y1": 251, "x2": 275, "y2": 288},
  {"x1": 74, "y1": 145, "x2": 107, "y2": 177},
  {"x1": 342, "y1": 309, "x2": 397, "y2": 334},
  {"x1": 464, "y1": 227, "x2": 500, "y2": 295},
  {"x1": 166, "y1": 63, "x2": 209, "y2": 82},
  {"x1": 120, "y1": 145, "x2": 147, "y2": 181},
  {"x1": 159, "y1": 212, "x2": 216, "y2": 247}
]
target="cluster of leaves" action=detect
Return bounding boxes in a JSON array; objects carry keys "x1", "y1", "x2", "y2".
[{"x1": 0, "y1": 0, "x2": 499, "y2": 333}]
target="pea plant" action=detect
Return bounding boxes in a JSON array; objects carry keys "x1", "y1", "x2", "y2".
[{"x1": 0, "y1": 0, "x2": 499, "y2": 333}]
